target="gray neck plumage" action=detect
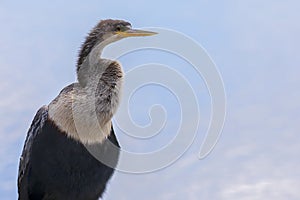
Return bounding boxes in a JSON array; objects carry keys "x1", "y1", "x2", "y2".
[
  {"x1": 48, "y1": 39, "x2": 124, "y2": 144},
  {"x1": 77, "y1": 42, "x2": 106, "y2": 87}
]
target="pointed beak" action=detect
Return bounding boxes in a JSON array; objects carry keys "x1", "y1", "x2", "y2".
[{"x1": 116, "y1": 29, "x2": 157, "y2": 37}]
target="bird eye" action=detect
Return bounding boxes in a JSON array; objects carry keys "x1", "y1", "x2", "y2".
[{"x1": 116, "y1": 26, "x2": 121, "y2": 32}]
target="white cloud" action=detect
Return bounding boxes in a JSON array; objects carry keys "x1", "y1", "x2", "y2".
[{"x1": 221, "y1": 179, "x2": 300, "y2": 200}]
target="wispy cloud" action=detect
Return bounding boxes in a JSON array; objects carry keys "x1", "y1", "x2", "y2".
[{"x1": 0, "y1": 0, "x2": 299, "y2": 199}]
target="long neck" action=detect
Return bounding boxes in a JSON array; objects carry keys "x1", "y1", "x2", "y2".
[
  {"x1": 84, "y1": 58, "x2": 124, "y2": 125},
  {"x1": 77, "y1": 35, "x2": 120, "y2": 87},
  {"x1": 49, "y1": 45, "x2": 123, "y2": 144},
  {"x1": 77, "y1": 42, "x2": 105, "y2": 87}
]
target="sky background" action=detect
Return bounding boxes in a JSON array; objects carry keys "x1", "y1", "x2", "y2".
[{"x1": 1, "y1": 0, "x2": 300, "y2": 199}]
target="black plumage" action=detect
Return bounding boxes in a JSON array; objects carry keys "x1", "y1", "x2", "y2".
[{"x1": 18, "y1": 107, "x2": 119, "y2": 200}]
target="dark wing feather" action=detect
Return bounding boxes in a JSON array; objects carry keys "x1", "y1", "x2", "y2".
[{"x1": 18, "y1": 106, "x2": 48, "y2": 199}]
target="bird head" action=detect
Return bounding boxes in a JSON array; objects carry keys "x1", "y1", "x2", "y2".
[
  {"x1": 98, "y1": 19, "x2": 157, "y2": 42},
  {"x1": 77, "y1": 19, "x2": 157, "y2": 68}
]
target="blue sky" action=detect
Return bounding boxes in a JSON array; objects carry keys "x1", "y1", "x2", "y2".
[{"x1": 1, "y1": 0, "x2": 300, "y2": 199}]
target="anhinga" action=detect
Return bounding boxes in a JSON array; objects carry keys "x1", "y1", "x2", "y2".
[{"x1": 18, "y1": 19, "x2": 156, "y2": 200}]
